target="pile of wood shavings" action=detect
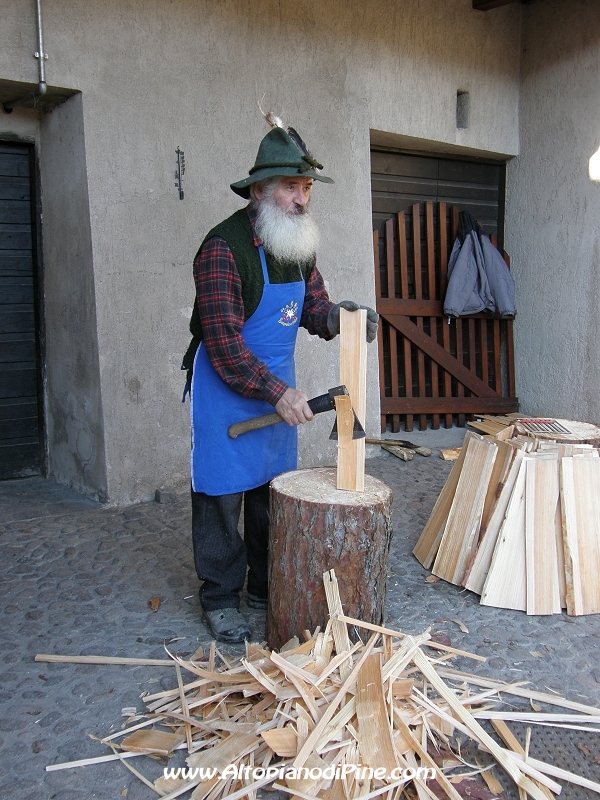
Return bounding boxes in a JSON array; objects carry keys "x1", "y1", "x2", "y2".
[{"x1": 41, "y1": 573, "x2": 600, "y2": 800}]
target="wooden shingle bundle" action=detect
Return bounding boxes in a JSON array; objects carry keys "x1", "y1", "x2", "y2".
[{"x1": 414, "y1": 420, "x2": 600, "y2": 615}]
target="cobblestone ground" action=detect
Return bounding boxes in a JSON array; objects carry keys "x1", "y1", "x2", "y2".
[{"x1": 2, "y1": 441, "x2": 600, "y2": 799}]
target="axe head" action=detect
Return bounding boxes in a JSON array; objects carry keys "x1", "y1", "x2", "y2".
[{"x1": 326, "y1": 386, "x2": 365, "y2": 441}]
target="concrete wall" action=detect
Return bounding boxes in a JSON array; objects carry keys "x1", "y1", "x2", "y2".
[
  {"x1": 39, "y1": 93, "x2": 108, "y2": 500},
  {"x1": 0, "y1": 0, "x2": 522, "y2": 502},
  {"x1": 506, "y1": 0, "x2": 600, "y2": 423}
]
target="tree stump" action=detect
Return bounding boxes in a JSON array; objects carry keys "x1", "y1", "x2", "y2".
[{"x1": 266, "y1": 467, "x2": 393, "y2": 651}]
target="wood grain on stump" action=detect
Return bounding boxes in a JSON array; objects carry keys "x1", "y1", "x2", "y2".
[{"x1": 266, "y1": 467, "x2": 393, "y2": 651}]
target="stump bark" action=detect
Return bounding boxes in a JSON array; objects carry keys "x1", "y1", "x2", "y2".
[{"x1": 266, "y1": 467, "x2": 393, "y2": 651}]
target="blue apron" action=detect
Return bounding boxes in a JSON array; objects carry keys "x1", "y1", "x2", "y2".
[{"x1": 190, "y1": 246, "x2": 305, "y2": 495}]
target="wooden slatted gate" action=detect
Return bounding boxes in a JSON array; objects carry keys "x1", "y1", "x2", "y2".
[
  {"x1": 374, "y1": 201, "x2": 518, "y2": 433},
  {"x1": 0, "y1": 142, "x2": 42, "y2": 478}
]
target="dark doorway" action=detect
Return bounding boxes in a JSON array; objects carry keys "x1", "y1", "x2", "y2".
[
  {"x1": 0, "y1": 142, "x2": 43, "y2": 478},
  {"x1": 371, "y1": 149, "x2": 505, "y2": 246}
]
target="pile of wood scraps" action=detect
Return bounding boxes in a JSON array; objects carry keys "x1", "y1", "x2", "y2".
[
  {"x1": 466, "y1": 414, "x2": 522, "y2": 438},
  {"x1": 414, "y1": 418, "x2": 600, "y2": 615},
  {"x1": 40, "y1": 570, "x2": 600, "y2": 799},
  {"x1": 440, "y1": 448, "x2": 461, "y2": 462},
  {"x1": 367, "y1": 438, "x2": 432, "y2": 462}
]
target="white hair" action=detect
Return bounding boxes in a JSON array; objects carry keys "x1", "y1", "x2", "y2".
[
  {"x1": 249, "y1": 178, "x2": 280, "y2": 206},
  {"x1": 251, "y1": 178, "x2": 320, "y2": 263}
]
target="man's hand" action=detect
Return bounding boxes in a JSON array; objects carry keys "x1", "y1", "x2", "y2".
[
  {"x1": 327, "y1": 300, "x2": 379, "y2": 343},
  {"x1": 275, "y1": 388, "x2": 314, "y2": 426}
]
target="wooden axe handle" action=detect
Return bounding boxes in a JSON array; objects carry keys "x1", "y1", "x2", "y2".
[{"x1": 228, "y1": 412, "x2": 283, "y2": 439}]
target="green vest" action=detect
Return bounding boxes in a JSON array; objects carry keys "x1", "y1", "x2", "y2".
[{"x1": 182, "y1": 208, "x2": 312, "y2": 371}]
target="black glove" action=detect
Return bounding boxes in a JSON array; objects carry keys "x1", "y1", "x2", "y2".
[{"x1": 327, "y1": 300, "x2": 379, "y2": 343}]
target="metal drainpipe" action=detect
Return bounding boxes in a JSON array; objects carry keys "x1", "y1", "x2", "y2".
[{"x1": 3, "y1": 0, "x2": 48, "y2": 113}]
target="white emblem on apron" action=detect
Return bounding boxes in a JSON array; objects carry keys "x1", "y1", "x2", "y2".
[{"x1": 278, "y1": 301, "x2": 299, "y2": 327}]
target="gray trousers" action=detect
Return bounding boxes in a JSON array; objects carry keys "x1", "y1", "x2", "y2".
[{"x1": 191, "y1": 482, "x2": 270, "y2": 611}]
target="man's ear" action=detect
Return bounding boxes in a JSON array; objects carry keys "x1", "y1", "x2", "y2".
[{"x1": 252, "y1": 183, "x2": 264, "y2": 201}]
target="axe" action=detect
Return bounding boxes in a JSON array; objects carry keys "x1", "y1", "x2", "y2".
[{"x1": 227, "y1": 385, "x2": 365, "y2": 440}]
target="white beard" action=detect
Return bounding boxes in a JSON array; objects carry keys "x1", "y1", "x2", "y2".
[{"x1": 254, "y1": 197, "x2": 320, "y2": 262}]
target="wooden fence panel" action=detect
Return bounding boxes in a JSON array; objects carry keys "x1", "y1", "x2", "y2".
[{"x1": 374, "y1": 202, "x2": 518, "y2": 432}]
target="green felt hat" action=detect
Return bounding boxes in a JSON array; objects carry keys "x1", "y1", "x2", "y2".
[{"x1": 230, "y1": 126, "x2": 334, "y2": 198}]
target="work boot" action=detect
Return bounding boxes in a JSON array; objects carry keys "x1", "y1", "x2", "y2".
[
  {"x1": 204, "y1": 608, "x2": 250, "y2": 644},
  {"x1": 247, "y1": 592, "x2": 268, "y2": 611}
]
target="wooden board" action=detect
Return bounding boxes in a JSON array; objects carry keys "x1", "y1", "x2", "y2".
[
  {"x1": 260, "y1": 728, "x2": 298, "y2": 757},
  {"x1": 356, "y1": 653, "x2": 397, "y2": 771},
  {"x1": 338, "y1": 308, "x2": 367, "y2": 491},
  {"x1": 187, "y1": 731, "x2": 259, "y2": 771},
  {"x1": 464, "y1": 448, "x2": 524, "y2": 595},
  {"x1": 121, "y1": 729, "x2": 186, "y2": 755},
  {"x1": 334, "y1": 395, "x2": 357, "y2": 490},
  {"x1": 481, "y1": 439, "x2": 515, "y2": 533},
  {"x1": 561, "y1": 456, "x2": 600, "y2": 615},
  {"x1": 323, "y1": 569, "x2": 352, "y2": 681},
  {"x1": 495, "y1": 424, "x2": 516, "y2": 441},
  {"x1": 413, "y1": 431, "x2": 479, "y2": 568},
  {"x1": 432, "y1": 436, "x2": 497, "y2": 585},
  {"x1": 481, "y1": 458, "x2": 527, "y2": 610},
  {"x1": 468, "y1": 420, "x2": 510, "y2": 436},
  {"x1": 525, "y1": 457, "x2": 561, "y2": 615},
  {"x1": 440, "y1": 447, "x2": 461, "y2": 461},
  {"x1": 555, "y1": 492, "x2": 567, "y2": 609}
]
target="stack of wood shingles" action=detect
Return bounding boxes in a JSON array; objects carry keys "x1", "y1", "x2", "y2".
[{"x1": 414, "y1": 428, "x2": 600, "y2": 615}]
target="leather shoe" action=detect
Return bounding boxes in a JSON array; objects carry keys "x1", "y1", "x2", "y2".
[{"x1": 204, "y1": 608, "x2": 251, "y2": 643}]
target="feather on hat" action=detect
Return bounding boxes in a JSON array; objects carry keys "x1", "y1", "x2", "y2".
[{"x1": 230, "y1": 107, "x2": 333, "y2": 198}]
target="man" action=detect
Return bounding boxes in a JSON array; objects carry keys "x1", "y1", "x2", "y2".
[{"x1": 183, "y1": 122, "x2": 378, "y2": 643}]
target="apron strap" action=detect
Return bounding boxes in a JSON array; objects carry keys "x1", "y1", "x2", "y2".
[
  {"x1": 257, "y1": 244, "x2": 306, "y2": 284},
  {"x1": 257, "y1": 245, "x2": 269, "y2": 285}
]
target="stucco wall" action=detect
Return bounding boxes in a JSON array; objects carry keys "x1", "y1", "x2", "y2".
[
  {"x1": 39, "y1": 93, "x2": 108, "y2": 500},
  {"x1": 1, "y1": 0, "x2": 521, "y2": 502},
  {"x1": 506, "y1": 0, "x2": 600, "y2": 423}
]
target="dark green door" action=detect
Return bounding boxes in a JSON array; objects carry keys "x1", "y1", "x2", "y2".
[{"x1": 0, "y1": 142, "x2": 42, "y2": 478}]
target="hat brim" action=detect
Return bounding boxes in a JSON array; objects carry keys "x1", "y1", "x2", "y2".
[{"x1": 230, "y1": 167, "x2": 334, "y2": 199}]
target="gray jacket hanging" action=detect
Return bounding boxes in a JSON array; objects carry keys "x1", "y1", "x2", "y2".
[
  {"x1": 480, "y1": 234, "x2": 516, "y2": 318},
  {"x1": 443, "y1": 227, "x2": 516, "y2": 319}
]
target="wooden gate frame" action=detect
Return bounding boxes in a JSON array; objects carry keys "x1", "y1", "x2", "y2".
[{"x1": 374, "y1": 202, "x2": 519, "y2": 433}]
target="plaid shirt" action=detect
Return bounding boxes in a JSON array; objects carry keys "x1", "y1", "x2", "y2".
[{"x1": 194, "y1": 206, "x2": 334, "y2": 406}]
